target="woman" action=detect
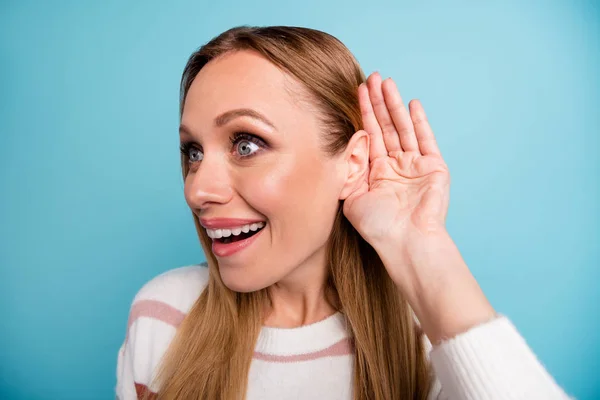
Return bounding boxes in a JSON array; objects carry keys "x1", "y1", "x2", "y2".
[{"x1": 116, "y1": 26, "x2": 570, "y2": 399}]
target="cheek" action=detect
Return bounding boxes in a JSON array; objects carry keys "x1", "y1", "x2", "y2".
[{"x1": 237, "y1": 154, "x2": 340, "y2": 236}]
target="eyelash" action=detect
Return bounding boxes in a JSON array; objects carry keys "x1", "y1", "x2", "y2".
[
  {"x1": 229, "y1": 132, "x2": 266, "y2": 154},
  {"x1": 179, "y1": 141, "x2": 197, "y2": 160},
  {"x1": 179, "y1": 132, "x2": 267, "y2": 162}
]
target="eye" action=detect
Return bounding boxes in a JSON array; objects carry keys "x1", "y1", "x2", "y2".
[
  {"x1": 180, "y1": 142, "x2": 203, "y2": 162},
  {"x1": 189, "y1": 147, "x2": 204, "y2": 162},
  {"x1": 236, "y1": 140, "x2": 259, "y2": 156},
  {"x1": 231, "y1": 133, "x2": 266, "y2": 158}
]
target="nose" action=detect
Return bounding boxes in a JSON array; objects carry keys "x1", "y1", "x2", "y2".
[{"x1": 184, "y1": 156, "x2": 233, "y2": 211}]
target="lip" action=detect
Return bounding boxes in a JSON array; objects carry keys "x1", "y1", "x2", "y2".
[
  {"x1": 211, "y1": 223, "x2": 265, "y2": 258},
  {"x1": 200, "y1": 217, "x2": 265, "y2": 229}
]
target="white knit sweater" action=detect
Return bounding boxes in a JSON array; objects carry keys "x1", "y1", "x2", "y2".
[{"x1": 116, "y1": 264, "x2": 571, "y2": 399}]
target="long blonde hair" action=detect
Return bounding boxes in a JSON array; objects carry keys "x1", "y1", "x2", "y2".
[{"x1": 153, "y1": 26, "x2": 430, "y2": 400}]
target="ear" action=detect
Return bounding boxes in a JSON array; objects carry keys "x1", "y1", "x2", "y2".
[{"x1": 339, "y1": 130, "x2": 369, "y2": 200}]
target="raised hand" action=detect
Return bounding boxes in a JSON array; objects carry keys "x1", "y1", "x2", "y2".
[{"x1": 343, "y1": 72, "x2": 451, "y2": 251}]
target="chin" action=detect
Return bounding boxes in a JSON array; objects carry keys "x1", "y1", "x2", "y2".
[{"x1": 219, "y1": 269, "x2": 272, "y2": 293}]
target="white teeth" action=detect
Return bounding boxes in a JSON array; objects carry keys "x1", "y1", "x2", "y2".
[{"x1": 205, "y1": 222, "x2": 266, "y2": 239}]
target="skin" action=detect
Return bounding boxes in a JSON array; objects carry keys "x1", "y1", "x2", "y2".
[
  {"x1": 180, "y1": 50, "x2": 495, "y2": 341},
  {"x1": 347, "y1": 76, "x2": 496, "y2": 343},
  {"x1": 180, "y1": 50, "x2": 368, "y2": 326}
]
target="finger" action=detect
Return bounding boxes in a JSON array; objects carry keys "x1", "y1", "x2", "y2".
[
  {"x1": 358, "y1": 82, "x2": 387, "y2": 160},
  {"x1": 409, "y1": 99, "x2": 441, "y2": 156},
  {"x1": 382, "y1": 78, "x2": 419, "y2": 152},
  {"x1": 367, "y1": 73, "x2": 402, "y2": 153}
]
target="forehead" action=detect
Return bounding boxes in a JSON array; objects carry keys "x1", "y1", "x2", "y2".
[{"x1": 182, "y1": 50, "x2": 307, "y2": 125}]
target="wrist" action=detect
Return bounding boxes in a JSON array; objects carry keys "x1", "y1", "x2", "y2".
[
  {"x1": 371, "y1": 225, "x2": 450, "y2": 294},
  {"x1": 374, "y1": 228, "x2": 496, "y2": 344}
]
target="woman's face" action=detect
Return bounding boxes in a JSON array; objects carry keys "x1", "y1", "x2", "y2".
[{"x1": 180, "y1": 50, "x2": 347, "y2": 292}]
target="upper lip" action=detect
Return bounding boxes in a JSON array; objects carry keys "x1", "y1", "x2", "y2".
[{"x1": 199, "y1": 217, "x2": 266, "y2": 229}]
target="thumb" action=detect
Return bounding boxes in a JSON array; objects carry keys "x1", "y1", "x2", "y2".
[{"x1": 342, "y1": 178, "x2": 369, "y2": 216}]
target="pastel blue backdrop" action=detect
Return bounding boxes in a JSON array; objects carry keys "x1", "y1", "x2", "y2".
[{"x1": 1, "y1": 1, "x2": 598, "y2": 399}]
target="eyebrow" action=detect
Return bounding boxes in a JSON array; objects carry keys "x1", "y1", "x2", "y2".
[
  {"x1": 214, "y1": 108, "x2": 276, "y2": 129},
  {"x1": 179, "y1": 108, "x2": 276, "y2": 138}
]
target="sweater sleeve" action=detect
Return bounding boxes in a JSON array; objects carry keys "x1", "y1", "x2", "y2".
[
  {"x1": 115, "y1": 296, "x2": 161, "y2": 400},
  {"x1": 426, "y1": 316, "x2": 572, "y2": 400},
  {"x1": 115, "y1": 265, "x2": 210, "y2": 400},
  {"x1": 116, "y1": 340, "x2": 138, "y2": 400}
]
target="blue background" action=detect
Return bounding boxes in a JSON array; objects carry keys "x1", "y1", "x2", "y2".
[{"x1": 1, "y1": 1, "x2": 598, "y2": 399}]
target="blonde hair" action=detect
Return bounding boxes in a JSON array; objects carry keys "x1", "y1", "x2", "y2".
[{"x1": 152, "y1": 26, "x2": 431, "y2": 400}]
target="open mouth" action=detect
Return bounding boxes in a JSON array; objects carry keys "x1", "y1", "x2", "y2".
[{"x1": 206, "y1": 222, "x2": 266, "y2": 245}]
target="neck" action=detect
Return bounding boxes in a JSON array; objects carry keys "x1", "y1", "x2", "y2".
[{"x1": 263, "y1": 247, "x2": 339, "y2": 328}]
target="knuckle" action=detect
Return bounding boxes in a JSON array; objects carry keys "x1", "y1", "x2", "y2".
[
  {"x1": 387, "y1": 100, "x2": 404, "y2": 113},
  {"x1": 370, "y1": 95, "x2": 385, "y2": 107},
  {"x1": 412, "y1": 113, "x2": 428, "y2": 126},
  {"x1": 397, "y1": 128, "x2": 412, "y2": 137},
  {"x1": 380, "y1": 119, "x2": 396, "y2": 133}
]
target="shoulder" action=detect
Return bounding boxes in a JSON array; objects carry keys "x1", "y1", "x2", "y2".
[
  {"x1": 125, "y1": 263, "x2": 210, "y2": 344},
  {"x1": 130, "y1": 263, "x2": 210, "y2": 315},
  {"x1": 117, "y1": 264, "x2": 210, "y2": 395}
]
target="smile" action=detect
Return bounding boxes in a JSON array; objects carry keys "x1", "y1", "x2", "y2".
[
  {"x1": 207, "y1": 222, "x2": 266, "y2": 258},
  {"x1": 205, "y1": 222, "x2": 265, "y2": 243}
]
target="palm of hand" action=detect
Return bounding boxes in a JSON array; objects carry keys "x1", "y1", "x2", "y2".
[{"x1": 343, "y1": 73, "x2": 450, "y2": 246}]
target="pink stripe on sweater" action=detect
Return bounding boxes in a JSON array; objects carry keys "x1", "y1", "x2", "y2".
[
  {"x1": 253, "y1": 337, "x2": 353, "y2": 362},
  {"x1": 126, "y1": 301, "x2": 353, "y2": 362},
  {"x1": 126, "y1": 300, "x2": 186, "y2": 342},
  {"x1": 135, "y1": 382, "x2": 157, "y2": 399}
]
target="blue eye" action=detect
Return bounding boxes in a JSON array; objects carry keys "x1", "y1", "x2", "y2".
[
  {"x1": 189, "y1": 147, "x2": 203, "y2": 162},
  {"x1": 236, "y1": 140, "x2": 259, "y2": 156},
  {"x1": 180, "y1": 142, "x2": 203, "y2": 162},
  {"x1": 231, "y1": 133, "x2": 266, "y2": 158}
]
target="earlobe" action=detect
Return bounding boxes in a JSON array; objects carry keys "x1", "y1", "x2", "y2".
[{"x1": 339, "y1": 130, "x2": 369, "y2": 200}]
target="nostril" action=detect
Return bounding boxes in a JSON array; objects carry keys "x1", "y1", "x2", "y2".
[{"x1": 185, "y1": 185, "x2": 234, "y2": 209}]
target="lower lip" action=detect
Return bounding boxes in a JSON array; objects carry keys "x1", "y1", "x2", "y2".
[{"x1": 211, "y1": 226, "x2": 265, "y2": 258}]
